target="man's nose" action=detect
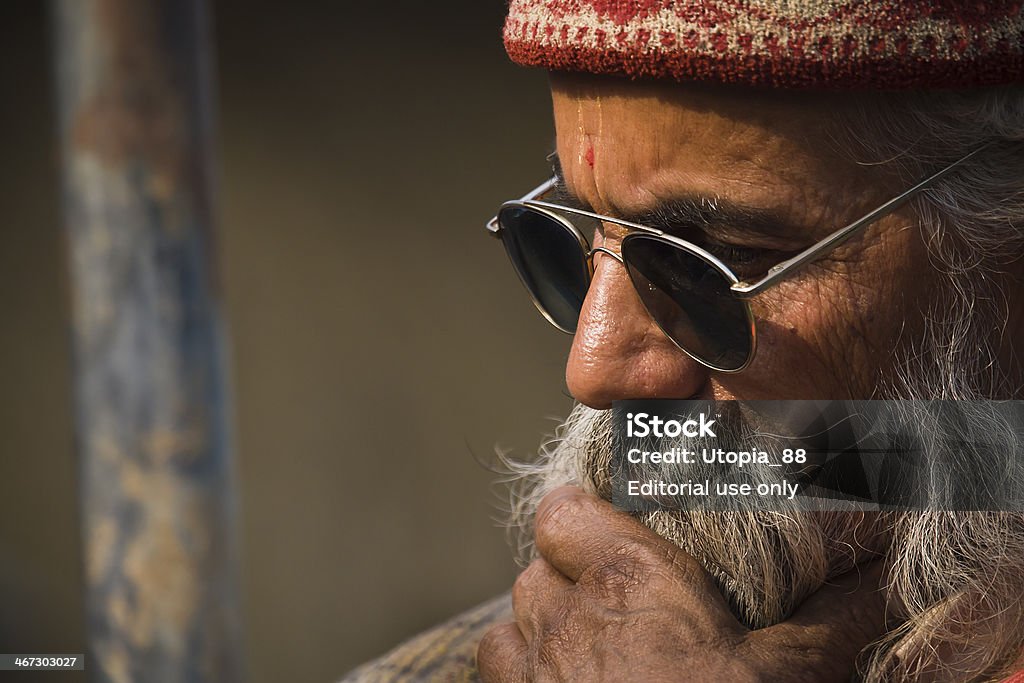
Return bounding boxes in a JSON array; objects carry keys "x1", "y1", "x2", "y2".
[{"x1": 566, "y1": 252, "x2": 710, "y2": 409}]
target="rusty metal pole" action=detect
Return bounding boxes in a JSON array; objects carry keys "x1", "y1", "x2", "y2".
[{"x1": 52, "y1": 1, "x2": 243, "y2": 681}]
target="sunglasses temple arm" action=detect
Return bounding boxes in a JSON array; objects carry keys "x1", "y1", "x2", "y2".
[
  {"x1": 486, "y1": 177, "x2": 561, "y2": 234},
  {"x1": 730, "y1": 144, "x2": 990, "y2": 297},
  {"x1": 524, "y1": 177, "x2": 559, "y2": 201}
]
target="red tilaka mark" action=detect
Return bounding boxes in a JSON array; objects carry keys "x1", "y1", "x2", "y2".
[{"x1": 584, "y1": 145, "x2": 595, "y2": 167}]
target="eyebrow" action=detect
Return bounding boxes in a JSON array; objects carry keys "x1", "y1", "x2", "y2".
[{"x1": 548, "y1": 152, "x2": 801, "y2": 243}]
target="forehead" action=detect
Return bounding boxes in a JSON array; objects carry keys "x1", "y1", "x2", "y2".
[{"x1": 548, "y1": 73, "x2": 890, "y2": 232}]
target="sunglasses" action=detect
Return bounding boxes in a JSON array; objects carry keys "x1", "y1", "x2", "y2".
[{"x1": 486, "y1": 146, "x2": 987, "y2": 373}]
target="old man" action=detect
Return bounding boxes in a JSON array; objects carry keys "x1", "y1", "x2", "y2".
[{"x1": 343, "y1": 1, "x2": 1024, "y2": 681}]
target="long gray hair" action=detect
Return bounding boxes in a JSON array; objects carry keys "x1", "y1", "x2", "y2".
[{"x1": 842, "y1": 86, "x2": 1024, "y2": 682}]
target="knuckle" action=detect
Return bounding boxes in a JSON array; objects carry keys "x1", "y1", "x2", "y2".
[
  {"x1": 477, "y1": 626, "x2": 498, "y2": 656},
  {"x1": 478, "y1": 622, "x2": 513, "y2": 653},
  {"x1": 475, "y1": 627, "x2": 502, "y2": 670},
  {"x1": 592, "y1": 556, "x2": 642, "y2": 587},
  {"x1": 512, "y1": 560, "x2": 544, "y2": 605},
  {"x1": 536, "y1": 491, "x2": 590, "y2": 538},
  {"x1": 534, "y1": 613, "x2": 582, "y2": 668},
  {"x1": 584, "y1": 555, "x2": 645, "y2": 601}
]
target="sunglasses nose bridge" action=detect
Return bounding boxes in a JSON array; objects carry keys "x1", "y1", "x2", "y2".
[{"x1": 588, "y1": 245, "x2": 624, "y2": 265}]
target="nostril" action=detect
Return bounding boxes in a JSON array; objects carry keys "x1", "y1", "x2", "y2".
[{"x1": 566, "y1": 324, "x2": 712, "y2": 408}]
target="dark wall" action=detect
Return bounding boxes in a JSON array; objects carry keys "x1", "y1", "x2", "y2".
[
  {"x1": 0, "y1": 1, "x2": 570, "y2": 681},
  {"x1": 0, "y1": 3, "x2": 81, "y2": 679}
]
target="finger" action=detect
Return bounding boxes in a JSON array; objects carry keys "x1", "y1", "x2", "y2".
[
  {"x1": 477, "y1": 622, "x2": 530, "y2": 683},
  {"x1": 512, "y1": 558, "x2": 573, "y2": 641},
  {"x1": 534, "y1": 487, "x2": 727, "y2": 611},
  {"x1": 763, "y1": 561, "x2": 888, "y2": 669},
  {"x1": 534, "y1": 486, "x2": 664, "y2": 582}
]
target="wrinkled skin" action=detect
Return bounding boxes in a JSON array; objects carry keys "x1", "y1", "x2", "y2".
[
  {"x1": 551, "y1": 73, "x2": 938, "y2": 407},
  {"x1": 478, "y1": 74, "x2": 964, "y2": 681},
  {"x1": 478, "y1": 487, "x2": 887, "y2": 683}
]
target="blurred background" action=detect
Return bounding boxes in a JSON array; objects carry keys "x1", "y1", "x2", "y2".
[{"x1": 0, "y1": 1, "x2": 573, "y2": 681}]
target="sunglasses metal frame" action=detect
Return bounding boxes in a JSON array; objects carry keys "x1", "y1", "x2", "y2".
[{"x1": 486, "y1": 144, "x2": 989, "y2": 372}]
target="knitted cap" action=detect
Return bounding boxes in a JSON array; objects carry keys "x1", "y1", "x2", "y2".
[{"x1": 503, "y1": 1, "x2": 1024, "y2": 89}]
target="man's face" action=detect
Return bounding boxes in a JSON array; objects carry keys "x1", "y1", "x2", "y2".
[
  {"x1": 521, "y1": 74, "x2": 1024, "y2": 677},
  {"x1": 549, "y1": 73, "x2": 938, "y2": 404}
]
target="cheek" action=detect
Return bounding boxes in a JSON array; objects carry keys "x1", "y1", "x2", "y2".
[
  {"x1": 730, "y1": 285, "x2": 870, "y2": 399},
  {"x1": 716, "y1": 236, "x2": 932, "y2": 400}
]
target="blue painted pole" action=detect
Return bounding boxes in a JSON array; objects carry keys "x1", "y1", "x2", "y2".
[{"x1": 52, "y1": 1, "x2": 243, "y2": 680}]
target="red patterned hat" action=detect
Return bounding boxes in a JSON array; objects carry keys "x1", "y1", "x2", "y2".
[{"x1": 503, "y1": 1, "x2": 1024, "y2": 89}]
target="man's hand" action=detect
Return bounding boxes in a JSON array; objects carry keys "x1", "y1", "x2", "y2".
[{"x1": 477, "y1": 487, "x2": 887, "y2": 682}]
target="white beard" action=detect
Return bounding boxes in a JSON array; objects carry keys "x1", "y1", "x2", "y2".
[{"x1": 507, "y1": 402, "x2": 884, "y2": 628}]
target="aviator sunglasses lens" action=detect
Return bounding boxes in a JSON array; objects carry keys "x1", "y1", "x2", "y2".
[
  {"x1": 622, "y1": 234, "x2": 752, "y2": 371},
  {"x1": 498, "y1": 205, "x2": 590, "y2": 333}
]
